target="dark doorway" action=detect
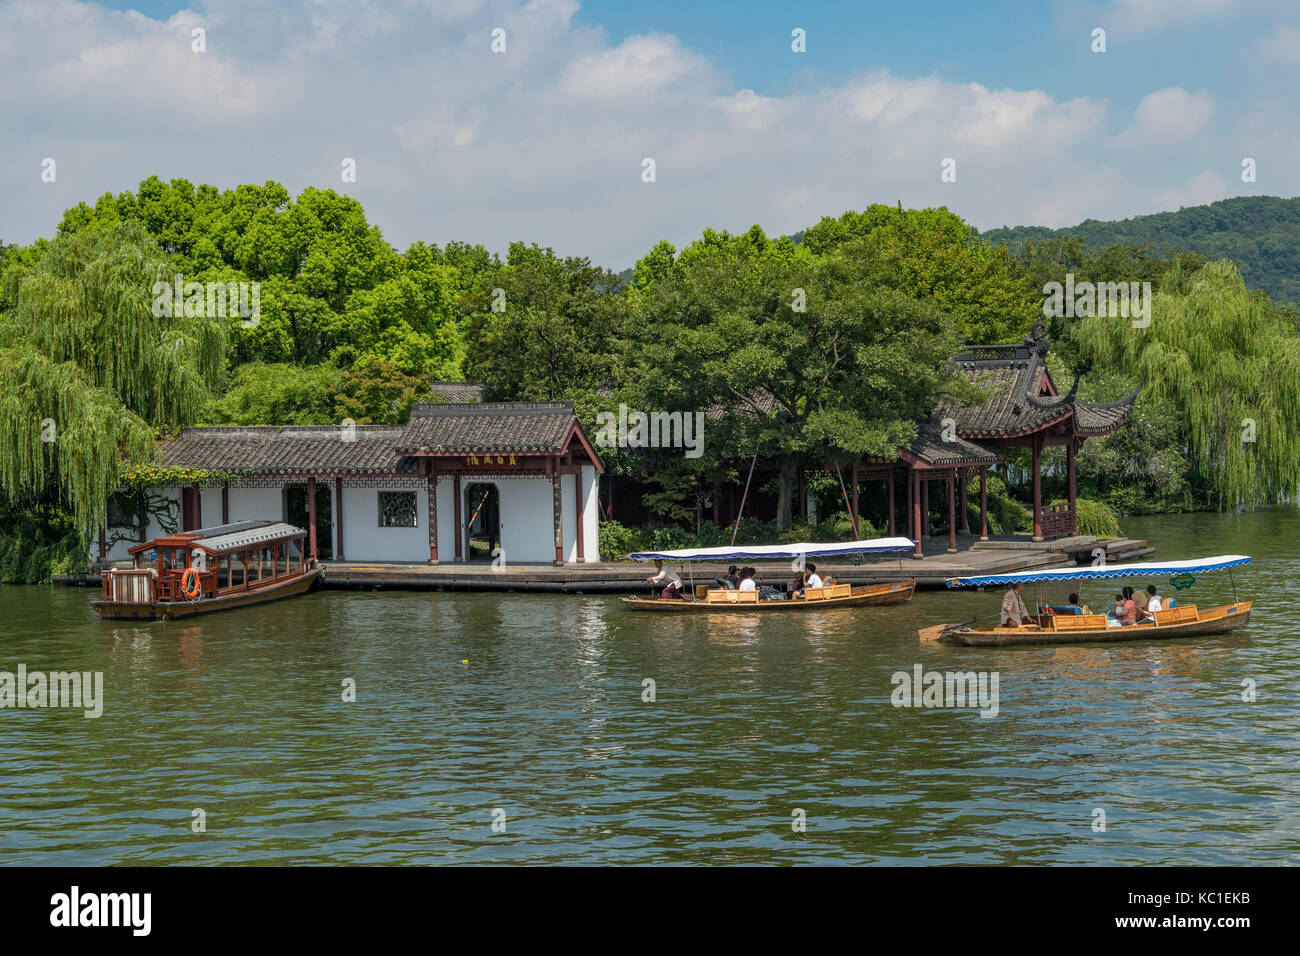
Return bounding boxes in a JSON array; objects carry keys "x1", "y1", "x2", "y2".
[
  {"x1": 464, "y1": 482, "x2": 500, "y2": 561},
  {"x1": 284, "y1": 484, "x2": 334, "y2": 560}
]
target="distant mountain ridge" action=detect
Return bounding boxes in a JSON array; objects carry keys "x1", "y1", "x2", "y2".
[{"x1": 980, "y1": 195, "x2": 1300, "y2": 304}]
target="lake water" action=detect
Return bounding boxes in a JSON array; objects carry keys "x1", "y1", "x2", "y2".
[{"x1": 1, "y1": 509, "x2": 1297, "y2": 864}]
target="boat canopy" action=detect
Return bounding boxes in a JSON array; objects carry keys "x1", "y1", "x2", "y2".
[
  {"x1": 946, "y1": 555, "x2": 1251, "y2": 588},
  {"x1": 627, "y1": 537, "x2": 916, "y2": 562},
  {"x1": 192, "y1": 522, "x2": 307, "y2": 556}
]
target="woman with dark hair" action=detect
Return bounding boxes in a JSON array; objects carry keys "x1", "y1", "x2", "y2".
[{"x1": 1120, "y1": 586, "x2": 1139, "y2": 626}]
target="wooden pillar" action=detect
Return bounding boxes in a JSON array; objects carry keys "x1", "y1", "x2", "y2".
[
  {"x1": 946, "y1": 470, "x2": 957, "y2": 553},
  {"x1": 979, "y1": 468, "x2": 989, "y2": 541},
  {"x1": 427, "y1": 462, "x2": 438, "y2": 564},
  {"x1": 911, "y1": 471, "x2": 922, "y2": 558},
  {"x1": 1031, "y1": 434, "x2": 1043, "y2": 542},
  {"x1": 335, "y1": 477, "x2": 345, "y2": 561},
  {"x1": 574, "y1": 468, "x2": 585, "y2": 562},
  {"x1": 453, "y1": 474, "x2": 462, "y2": 560},
  {"x1": 850, "y1": 464, "x2": 859, "y2": 534},
  {"x1": 97, "y1": 525, "x2": 107, "y2": 561},
  {"x1": 1067, "y1": 440, "x2": 1078, "y2": 536},
  {"x1": 221, "y1": 482, "x2": 229, "y2": 524},
  {"x1": 887, "y1": 467, "x2": 895, "y2": 536},
  {"x1": 307, "y1": 477, "x2": 318, "y2": 558},
  {"x1": 958, "y1": 470, "x2": 970, "y2": 534},
  {"x1": 920, "y1": 479, "x2": 929, "y2": 537},
  {"x1": 551, "y1": 458, "x2": 563, "y2": 566}
]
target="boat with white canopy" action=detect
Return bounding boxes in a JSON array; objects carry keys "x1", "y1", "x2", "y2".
[
  {"x1": 920, "y1": 555, "x2": 1252, "y2": 645},
  {"x1": 621, "y1": 537, "x2": 917, "y2": 612}
]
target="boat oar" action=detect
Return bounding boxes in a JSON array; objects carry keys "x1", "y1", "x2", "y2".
[{"x1": 917, "y1": 611, "x2": 1003, "y2": 641}]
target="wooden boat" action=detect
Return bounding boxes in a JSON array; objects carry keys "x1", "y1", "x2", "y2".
[
  {"x1": 621, "y1": 537, "x2": 917, "y2": 613},
  {"x1": 920, "y1": 555, "x2": 1252, "y2": 647},
  {"x1": 622, "y1": 579, "x2": 915, "y2": 612},
  {"x1": 92, "y1": 520, "x2": 320, "y2": 621}
]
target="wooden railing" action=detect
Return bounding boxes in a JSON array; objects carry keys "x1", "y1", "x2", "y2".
[{"x1": 1039, "y1": 503, "x2": 1074, "y2": 538}]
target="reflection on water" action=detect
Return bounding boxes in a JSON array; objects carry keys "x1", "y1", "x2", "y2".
[{"x1": 1, "y1": 508, "x2": 1298, "y2": 864}]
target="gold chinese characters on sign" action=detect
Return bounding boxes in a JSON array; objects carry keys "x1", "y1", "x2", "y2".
[{"x1": 465, "y1": 454, "x2": 518, "y2": 466}]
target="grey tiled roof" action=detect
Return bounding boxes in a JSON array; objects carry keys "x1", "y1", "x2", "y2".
[
  {"x1": 427, "y1": 381, "x2": 483, "y2": 403},
  {"x1": 937, "y1": 323, "x2": 1138, "y2": 438},
  {"x1": 396, "y1": 402, "x2": 577, "y2": 454},
  {"x1": 158, "y1": 425, "x2": 410, "y2": 475},
  {"x1": 905, "y1": 419, "x2": 1003, "y2": 467}
]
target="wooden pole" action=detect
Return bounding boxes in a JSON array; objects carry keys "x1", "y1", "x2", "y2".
[
  {"x1": 1067, "y1": 440, "x2": 1078, "y2": 537},
  {"x1": 947, "y1": 470, "x2": 957, "y2": 553},
  {"x1": 920, "y1": 478, "x2": 929, "y2": 538},
  {"x1": 979, "y1": 468, "x2": 989, "y2": 541},
  {"x1": 911, "y1": 471, "x2": 922, "y2": 558},
  {"x1": 427, "y1": 462, "x2": 438, "y2": 564},
  {"x1": 958, "y1": 470, "x2": 970, "y2": 534},
  {"x1": 1031, "y1": 434, "x2": 1043, "y2": 542},
  {"x1": 453, "y1": 474, "x2": 463, "y2": 560},
  {"x1": 335, "y1": 476, "x2": 344, "y2": 560},
  {"x1": 887, "y1": 467, "x2": 895, "y2": 536},
  {"x1": 221, "y1": 482, "x2": 229, "y2": 524},
  {"x1": 551, "y1": 458, "x2": 563, "y2": 566},
  {"x1": 307, "y1": 477, "x2": 318, "y2": 558}
]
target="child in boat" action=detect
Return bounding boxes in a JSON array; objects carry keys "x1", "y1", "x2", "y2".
[
  {"x1": 1111, "y1": 594, "x2": 1125, "y2": 619},
  {"x1": 646, "y1": 559, "x2": 683, "y2": 600},
  {"x1": 1064, "y1": 592, "x2": 1090, "y2": 614},
  {"x1": 738, "y1": 568, "x2": 758, "y2": 592}
]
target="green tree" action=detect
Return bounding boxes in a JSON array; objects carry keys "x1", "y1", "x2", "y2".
[{"x1": 0, "y1": 222, "x2": 225, "y2": 533}]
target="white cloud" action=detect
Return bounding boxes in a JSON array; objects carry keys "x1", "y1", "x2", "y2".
[
  {"x1": 1256, "y1": 24, "x2": 1300, "y2": 63},
  {"x1": 0, "y1": 0, "x2": 1291, "y2": 269},
  {"x1": 1128, "y1": 87, "x2": 1215, "y2": 141}
]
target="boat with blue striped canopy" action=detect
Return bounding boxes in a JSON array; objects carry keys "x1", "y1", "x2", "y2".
[{"x1": 920, "y1": 555, "x2": 1252, "y2": 646}]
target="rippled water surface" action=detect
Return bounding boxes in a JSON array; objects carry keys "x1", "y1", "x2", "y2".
[{"x1": 2, "y1": 509, "x2": 1298, "y2": 864}]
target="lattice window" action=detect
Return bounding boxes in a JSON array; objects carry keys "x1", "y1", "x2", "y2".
[{"x1": 378, "y1": 491, "x2": 418, "y2": 528}]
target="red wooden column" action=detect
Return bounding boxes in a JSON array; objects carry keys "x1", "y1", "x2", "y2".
[
  {"x1": 335, "y1": 477, "x2": 345, "y2": 560},
  {"x1": 574, "y1": 467, "x2": 585, "y2": 562},
  {"x1": 427, "y1": 462, "x2": 438, "y2": 564},
  {"x1": 307, "y1": 477, "x2": 318, "y2": 558},
  {"x1": 453, "y1": 474, "x2": 462, "y2": 560},
  {"x1": 946, "y1": 470, "x2": 957, "y2": 553},
  {"x1": 221, "y1": 482, "x2": 229, "y2": 524},
  {"x1": 958, "y1": 470, "x2": 970, "y2": 534},
  {"x1": 1067, "y1": 440, "x2": 1078, "y2": 536},
  {"x1": 887, "y1": 467, "x2": 895, "y2": 536},
  {"x1": 911, "y1": 471, "x2": 922, "y2": 558},
  {"x1": 1031, "y1": 434, "x2": 1043, "y2": 542},
  {"x1": 979, "y1": 468, "x2": 989, "y2": 541},
  {"x1": 920, "y1": 478, "x2": 929, "y2": 537},
  {"x1": 551, "y1": 457, "x2": 563, "y2": 566}
]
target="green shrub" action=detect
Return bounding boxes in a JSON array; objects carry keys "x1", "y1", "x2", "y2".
[
  {"x1": 1057, "y1": 497, "x2": 1122, "y2": 538},
  {"x1": 598, "y1": 520, "x2": 646, "y2": 561}
]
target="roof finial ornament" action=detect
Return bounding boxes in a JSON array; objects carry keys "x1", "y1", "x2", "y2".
[{"x1": 1026, "y1": 321, "x2": 1050, "y2": 353}]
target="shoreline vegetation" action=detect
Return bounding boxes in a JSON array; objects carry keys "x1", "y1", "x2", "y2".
[{"x1": 3, "y1": 178, "x2": 1299, "y2": 582}]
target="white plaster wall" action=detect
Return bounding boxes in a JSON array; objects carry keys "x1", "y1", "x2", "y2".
[
  {"x1": 341, "y1": 485, "x2": 430, "y2": 563},
  {"x1": 436, "y1": 476, "x2": 455, "y2": 560},
  {"x1": 199, "y1": 487, "x2": 224, "y2": 528},
  {"x1": 226, "y1": 487, "x2": 284, "y2": 524},
  {"x1": 99, "y1": 485, "x2": 181, "y2": 562},
  {"x1": 495, "y1": 477, "x2": 555, "y2": 564},
  {"x1": 581, "y1": 465, "x2": 599, "y2": 563}
]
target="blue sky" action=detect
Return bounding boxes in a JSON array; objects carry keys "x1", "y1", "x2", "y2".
[{"x1": 7, "y1": 0, "x2": 1300, "y2": 264}]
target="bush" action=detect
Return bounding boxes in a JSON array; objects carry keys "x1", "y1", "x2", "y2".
[
  {"x1": 598, "y1": 520, "x2": 646, "y2": 561},
  {"x1": 1057, "y1": 497, "x2": 1122, "y2": 538},
  {"x1": 0, "y1": 506, "x2": 91, "y2": 583}
]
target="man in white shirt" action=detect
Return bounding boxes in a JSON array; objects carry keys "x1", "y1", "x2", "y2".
[
  {"x1": 738, "y1": 567, "x2": 757, "y2": 591},
  {"x1": 1143, "y1": 584, "x2": 1163, "y2": 620},
  {"x1": 647, "y1": 559, "x2": 682, "y2": 599},
  {"x1": 804, "y1": 562, "x2": 823, "y2": 589}
]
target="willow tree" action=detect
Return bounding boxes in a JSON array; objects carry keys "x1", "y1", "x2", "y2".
[
  {"x1": 0, "y1": 222, "x2": 226, "y2": 536},
  {"x1": 1074, "y1": 259, "x2": 1300, "y2": 510}
]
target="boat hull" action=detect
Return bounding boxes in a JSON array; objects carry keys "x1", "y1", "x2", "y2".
[
  {"x1": 620, "y1": 580, "x2": 915, "y2": 612},
  {"x1": 92, "y1": 568, "x2": 320, "y2": 621},
  {"x1": 943, "y1": 601, "x2": 1252, "y2": 646}
]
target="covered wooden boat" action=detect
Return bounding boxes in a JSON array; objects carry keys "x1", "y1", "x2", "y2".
[
  {"x1": 621, "y1": 537, "x2": 916, "y2": 613},
  {"x1": 920, "y1": 555, "x2": 1252, "y2": 646},
  {"x1": 93, "y1": 520, "x2": 320, "y2": 621}
]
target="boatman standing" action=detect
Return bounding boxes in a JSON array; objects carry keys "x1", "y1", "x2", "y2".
[
  {"x1": 1001, "y1": 581, "x2": 1029, "y2": 628},
  {"x1": 646, "y1": 559, "x2": 683, "y2": 600}
]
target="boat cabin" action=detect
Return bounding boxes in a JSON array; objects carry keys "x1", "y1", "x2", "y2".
[{"x1": 102, "y1": 520, "x2": 311, "y2": 605}]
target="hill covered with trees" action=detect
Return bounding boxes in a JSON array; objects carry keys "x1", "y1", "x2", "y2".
[{"x1": 980, "y1": 195, "x2": 1300, "y2": 304}]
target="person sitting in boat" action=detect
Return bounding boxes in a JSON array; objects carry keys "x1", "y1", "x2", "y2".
[
  {"x1": 738, "y1": 568, "x2": 758, "y2": 592},
  {"x1": 1001, "y1": 581, "x2": 1029, "y2": 627},
  {"x1": 786, "y1": 569, "x2": 806, "y2": 598},
  {"x1": 1065, "y1": 592, "x2": 1090, "y2": 614},
  {"x1": 805, "y1": 563, "x2": 823, "y2": 589},
  {"x1": 1142, "y1": 584, "x2": 1163, "y2": 621},
  {"x1": 646, "y1": 560, "x2": 683, "y2": 600},
  {"x1": 1119, "y1": 586, "x2": 1140, "y2": 625}
]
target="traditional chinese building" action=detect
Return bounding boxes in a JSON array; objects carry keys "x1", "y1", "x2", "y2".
[{"x1": 99, "y1": 402, "x2": 603, "y2": 566}]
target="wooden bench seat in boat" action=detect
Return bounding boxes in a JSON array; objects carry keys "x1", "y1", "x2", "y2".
[
  {"x1": 705, "y1": 588, "x2": 759, "y2": 603},
  {"x1": 1151, "y1": 605, "x2": 1198, "y2": 625},
  {"x1": 1043, "y1": 613, "x2": 1109, "y2": 630},
  {"x1": 803, "y1": 583, "x2": 852, "y2": 601}
]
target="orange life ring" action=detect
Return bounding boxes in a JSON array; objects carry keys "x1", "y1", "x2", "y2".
[{"x1": 181, "y1": 567, "x2": 201, "y2": 600}]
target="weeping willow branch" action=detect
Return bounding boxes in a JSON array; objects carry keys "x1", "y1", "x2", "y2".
[{"x1": 1074, "y1": 260, "x2": 1300, "y2": 510}]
